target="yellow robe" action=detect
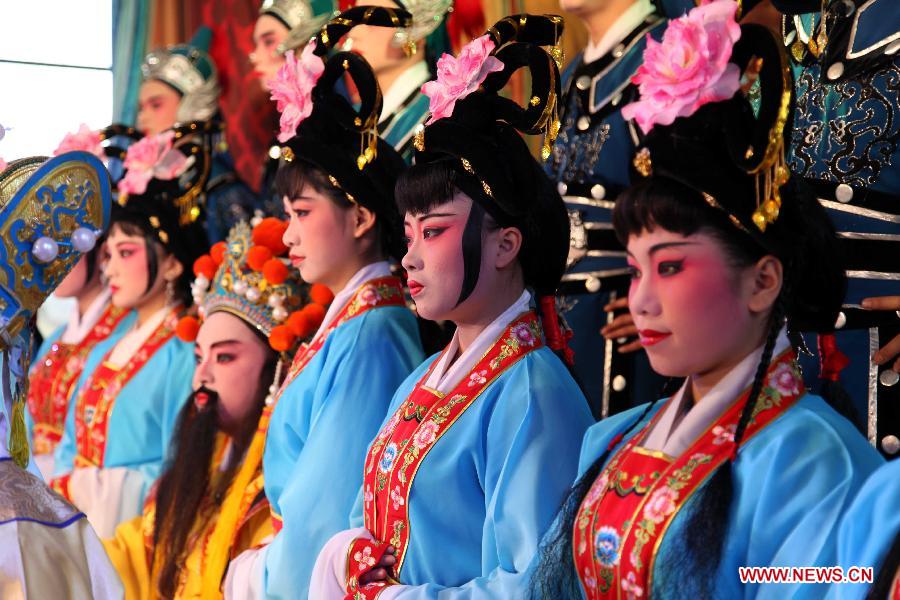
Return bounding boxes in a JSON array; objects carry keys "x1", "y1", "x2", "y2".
[{"x1": 103, "y1": 434, "x2": 271, "y2": 599}]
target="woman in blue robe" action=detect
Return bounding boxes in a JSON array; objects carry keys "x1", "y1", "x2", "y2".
[
  {"x1": 51, "y1": 138, "x2": 209, "y2": 539},
  {"x1": 221, "y1": 15, "x2": 425, "y2": 598},
  {"x1": 532, "y1": 6, "x2": 883, "y2": 598},
  {"x1": 308, "y1": 19, "x2": 595, "y2": 599}
]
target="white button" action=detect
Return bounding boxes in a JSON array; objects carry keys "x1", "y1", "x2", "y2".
[
  {"x1": 576, "y1": 75, "x2": 591, "y2": 91},
  {"x1": 827, "y1": 62, "x2": 845, "y2": 80},
  {"x1": 886, "y1": 40, "x2": 900, "y2": 55},
  {"x1": 835, "y1": 183, "x2": 853, "y2": 203},
  {"x1": 557, "y1": 182, "x2": 568, "y2": 195},
  {"x1": 591, "y1": 184, "x2": 606, "y2": 199},
  {"x1": 880, "y1": 369, "x2": 899, "y2": 387},
  {"x1": 577, "y1": 116, "x2": 591, "y2": 131},
  {"x1": 612, "y1": 44, "x2": 625, "y2": 58},
  {"x1": 882, "y1": 435, "x2": 900, "y2": 455},
  {"x1": 268, "y1": 145, "x2": 282, "y2": 160},
  {"x1": 612, "y1": 375, "x2": 627, "y2": 391},
  {"x1": 834, "y1": 311, "x2": 847, "y2": 329},
  {"x1": 585, "y1": 277, "x2": 601, "y2": 293}
]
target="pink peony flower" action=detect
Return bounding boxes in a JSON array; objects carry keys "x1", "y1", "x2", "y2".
[
  {"x1": 467, "y1": 370, "x2": 488, "y2": 387},
  {"x1": 511, "y1": 322, "x2": 537, "y2": 347},
  {"x1": 412, "y1": 420, "x2": 439, "y2": 449},
  {"x1": 118, "y1": 130, "x2": 191, "y2": 196},
  {"x1": 622, "y1": 571, "x2": 644, "y2": 599},
  {"x1": 421, "y1": 34, "x2": 504, "y2": 124},
  {"x1": 390, "y1": 485, "x2": 405, "y2": 510},
  {"x1": 353, "y1": 545, "x2": 376, "y2": 572},
  {"x1": 358, "y1": 285, "x2": 380, "y2": 306},
  {"x1": 769, "y1": 362, "x2": 801, "y2": 396},
  {"x1": 621, "y1": 0, "x2": 742, "y2": 134},
  {"x1": 643, "y1": 485, "x2": 678, "y2": 524},
  {"x1": 267, "y1": 41, "x2": 325, "y2": 143},
  {"x1": 585, "y1": 472, "x2": 609, "y2": 505},
  {"x1": 712, "y1": 423, "x2": 736, "y2": 445},
  {"x1": 54, "y1": 124, "x2": 104, "y2": 158}
]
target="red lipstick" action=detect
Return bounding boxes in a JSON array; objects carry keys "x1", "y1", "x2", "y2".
[
  {"x1": 407, "y1": 280, "x2": 424, "y2": 297},
  {"x1": 638, "y1": 329, "x2": 671, "y2": 347}
]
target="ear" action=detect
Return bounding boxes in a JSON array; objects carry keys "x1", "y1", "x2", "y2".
[
  {"x1": 494, "y1": 226, "x2": 523, "y2": 270},
  {"x1": 162, "y1": 253, "x2": 184, "y2": 283},
  {"x1": 352, "y1": 204, "x2": 378, "y2": 239},
  {"x1": 747, "y1": 255, "x2": 783, "y2": 315}
]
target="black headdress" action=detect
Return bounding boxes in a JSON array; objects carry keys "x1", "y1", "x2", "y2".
[
  {"x1": 407, "y1": 15, "x2": 573, "y2": 354},
  {"x1": 274, "y1": 6, "x2": 413, "y2": 260},
  {"x1": 114, "y1": 134, "x2": 211, "y2": 304},
  {"x1": 631, "y1": 23, "x2": 844, "y2": 333}
]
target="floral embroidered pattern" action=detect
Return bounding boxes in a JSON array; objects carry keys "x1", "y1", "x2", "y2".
[
  {"x1": 360, "y1": 312, "x2": 544, "y2": 575},
  {"x1": 411, "y1": 421, "x2": 438, "y2": 449},
  {"x1": 573, "y1": 350, "x2": 805, "y2": 599},
  {"x1": 711, "y1": 423, "x2": 736, "y2": 445},
  {"x1": 594, "y1": 526, "x2": 621, "y2": 568},
  {"x1": 378, "y1": 443, "x2": 398, "y2": 474},
  {"x1": 467, "y1": 370, "x2": 488, "y2": 387},
  {"x1": 353, "y1": 545, "x2": 377, "y2": 572},
  {"x1": 642, "y1": 485, "x2": 678, "y2": 524}
]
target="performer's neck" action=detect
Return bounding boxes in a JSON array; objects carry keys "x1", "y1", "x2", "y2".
[
  {"x1": 377, "y1": 54, "x2": 426, "y2": 101},
  {"x1": 579, "y1": 0, "x2": 638, "y2": 47},
  {"x1": 75, "y1": 280, "x2": 105, "y2": 322},
  {"x1": 453, "y1": 278, "x2": 525, "y2": 355}
]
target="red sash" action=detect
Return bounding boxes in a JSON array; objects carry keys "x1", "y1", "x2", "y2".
[
  {"x1": 573, "y1": 350, "x2": 804, "y2": 598},
  {"x1": 267, "y1": 276, "x2": 407, "y2": 533},
  {"x1": 346, "y1": 311, "x2": 545, "y2": 598},
  {"x1": 26, "y1": 305, "x2": 127, "y2": 455},
  {"x1": 72, "y1": 310, "x2": 179, "y2": 468}
]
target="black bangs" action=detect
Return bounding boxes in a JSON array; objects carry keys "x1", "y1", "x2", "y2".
[
  {"x1": 274, "y1": 159, "x2": 352, "y2": 208},
  {"x1": 395, "y1": 159, "x2": 460, "y2": 217},
  {"x1": 613, "y1": 176, "x2": 765, "y2": 267},
  {"x1": 613, "y1": 176, "x2": 715, "y2": 245}
]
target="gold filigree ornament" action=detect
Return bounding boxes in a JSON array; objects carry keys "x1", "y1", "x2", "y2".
[
  {"x1": 633, "y1": 147, "x2": 652, "y2": 177},
  {"x1": 413, "y1": 124, "x2": 425, "y2": 152},
  {"x1": 747, "y1": 49, "x2": 792, "y2": 233}
]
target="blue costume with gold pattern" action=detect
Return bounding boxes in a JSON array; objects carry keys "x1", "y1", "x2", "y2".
[
  {"x1": 777, "y1": 0, "x2": 900, "y2": 458},
  {"x1": 546, "y1": 3, "x2": 667, "y2": 417}
]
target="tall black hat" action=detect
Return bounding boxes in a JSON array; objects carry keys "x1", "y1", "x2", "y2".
[
  {"x1": 411, "y1": 14, "x2": 570, "y2": 299},
  {"x1": 271, "y1": 6, "x2": 414, "y2": 260}
]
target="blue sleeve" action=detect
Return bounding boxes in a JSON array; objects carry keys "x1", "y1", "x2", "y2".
[
  {"x1": 708, "y1": 397, "x2": 884, "y2": 599},
  {"x1": 263, "y1": 310, "x2": 424, "y2": 598},
  {"x1": 385, "y1": 354, "x2": 595, "y2": 599},
  {"x1": 834, "y1": 457, "x2": 900, "y2": 599}
]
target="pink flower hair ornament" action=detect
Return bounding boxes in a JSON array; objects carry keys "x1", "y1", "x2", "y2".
[
  {"x1": 621, "y1": 0, "x2": 742, "y2": 135},
  {"x1": 267, "y1": 41, "x2": 326, "y2": 143},
  {"x1": 54, "y1": 124, "x2": 104, "y2": 159},
  {"x1": 117, "y1": 130, "x2": 194, "y2": 196},
  {"x1": 421, "y1": 34, "x2": 505, "y2": 125}
]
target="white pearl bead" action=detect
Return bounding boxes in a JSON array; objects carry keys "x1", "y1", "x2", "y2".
[
  {"x1": 268, "y1": 292, "x2": 285, "y2": 307},
  {"x1": 233, "y1": 279, "x2": 248, "y2": 295},
  {"x1": 246, "y1": 287, "x2": 261, "y2": 302},
  {"x1": 272, "y1": 305, "x2": 288, "y2": 321},
  {"x1": 71, "y1": 227, "x2": 98, "y2": 253},
  {"x1": 32, "y1": 237, "x2": 59, "y2": 263}
]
